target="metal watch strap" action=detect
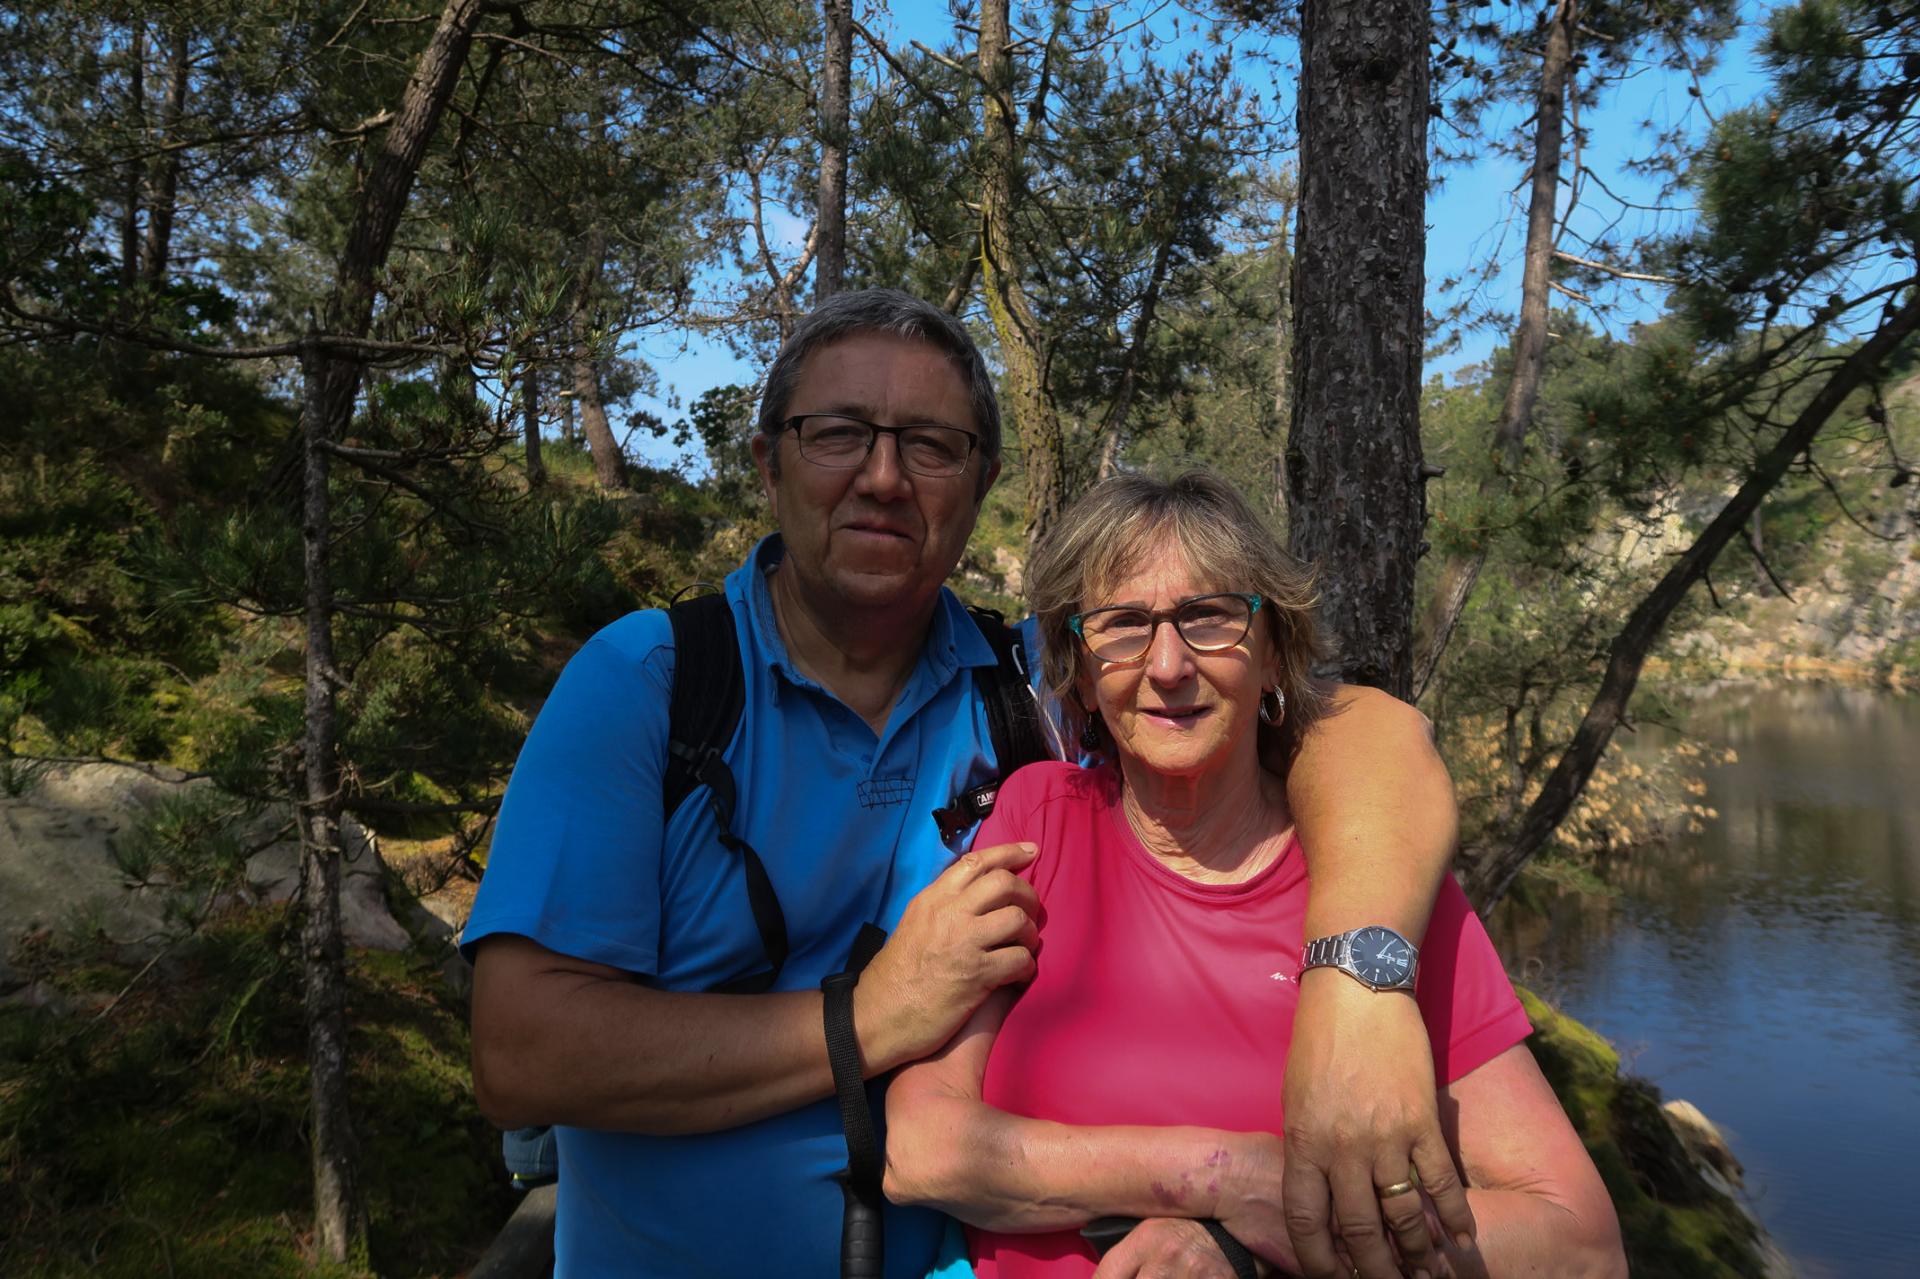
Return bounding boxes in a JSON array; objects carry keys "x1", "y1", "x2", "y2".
[{"x1": 1302, "y1": 933, "x2": 1343, "y2": 970}]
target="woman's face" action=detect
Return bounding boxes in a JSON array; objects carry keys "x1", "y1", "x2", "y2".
[{"x1": 1074, "y1": 541, "x2": 1281, "y2": 784}]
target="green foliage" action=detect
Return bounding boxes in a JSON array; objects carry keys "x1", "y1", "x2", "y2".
[
  {"x1": 109, "y1": 789, "x2": 264, "y2": 928},
  {"x1": 1672, "y1": 0, "x2": 1917, "y2": 342},
  {"x1": 0, "y1": 911, "x2": 508, "y2": 1278}
]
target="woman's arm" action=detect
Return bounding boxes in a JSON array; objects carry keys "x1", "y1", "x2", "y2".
[
  {"x1": 884, "y1": 995, "x2": 1621, "y2": 1278},
  {"x1": 1433, "y1": 1043, "x2": 1627, "y2": 1279},
  {"x1": 883, "y1": 990, "x2": 1300, "y2": 1272},
  {"x1": 1281, "y1": 684, "x2": 1472, "y2": 1279}
]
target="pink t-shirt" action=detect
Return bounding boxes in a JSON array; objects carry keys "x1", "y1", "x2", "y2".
[{"x1": 965, "y1": 762, "x2": 1532, "y2": 1279}]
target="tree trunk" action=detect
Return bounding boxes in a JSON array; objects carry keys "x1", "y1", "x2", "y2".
[
  {"x1": 297, "y1": 348, "x2": 360, "y2": 1265},
  {"x1": 1094, "y1": 217, "x2": 1179, "y2": 482},
  {"x1": 1461, "y1": 293, "x2": 1920, "y2": 910},
  {"x1": 572, "y1": 313, "x2": 626, "y2": 490},
  {"x1": 119, "y1": 22, "x2": 145, "y2": 308},
  {"x1": 569, "y1": 219, "x2": 627, "y2": 490},
  {"x1": 140, "y1": 21, "x2": 190, "y2": 289},
  {"x1": 813, "y1": 0, "x2": 853, "y2": 305},
  {"x1": 979, "y1": 0, "x2": 1066, "y2": 560},
  {"x1": 1288, "y1": 0, "x2": 1432, "y2": 697},
  {"x1": 297, "y1": 0, "x2": 484, "y2": 1261},
  {"x1": 523, "y1": 365, "x2": 545, "y2": 486},
  {"x1": 1412, "y1": 0, "x2": 1577, "y2": 698},
  {"x1": 1270, "y1": 190, "x2": 1295, "y2": 516}
]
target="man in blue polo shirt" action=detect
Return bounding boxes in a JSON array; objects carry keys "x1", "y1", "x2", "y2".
[{"x1": 467, "y1": 290, "x2": 1473, "y2": 1279}]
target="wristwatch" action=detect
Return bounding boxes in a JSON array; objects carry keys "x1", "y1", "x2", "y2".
[{"x1": 1300, "y1": 926, "x2": 1419, "y2": 991}]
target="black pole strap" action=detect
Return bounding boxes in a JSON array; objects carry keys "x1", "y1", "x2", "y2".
[
  {"x1": 1199, "y1": 1219, "x2": 1259, "y2": 1279},
  {"x1": 1081, "y1": 1215, "x2": 1258, "y2": 1278},
  {"x1": 823, "y1": 923, "x2": 890, "y2": 1279}
]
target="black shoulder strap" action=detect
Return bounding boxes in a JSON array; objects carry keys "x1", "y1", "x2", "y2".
[
  {"x1": 968, "y1": 605, "x2": 1051, "y2": 772},
  {"x1": 664, "y1": 591, "x2": 745, "y2": 820},
  {"x1": 933, "y1": 607, "x2": 1055, "y2": 842},
  {"x1": 663, "y1": 591, "x2": 787, "y2": 994}
]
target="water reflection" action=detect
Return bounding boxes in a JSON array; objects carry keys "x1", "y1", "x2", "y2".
[{"x1": 1487, "y1": 685, "x2": 1920, "y2": 1277}]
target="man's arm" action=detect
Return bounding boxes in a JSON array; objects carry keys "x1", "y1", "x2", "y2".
[
  {"x1": 1287, "y1": 684, "x2": 1454, "y2": 941},
  {"x1": 470, "y1": 840, "x2": 1042, "y2": 1135},
  {"x1": 1280, "y1": 683, "x2": 1468, "y2": 1279}
]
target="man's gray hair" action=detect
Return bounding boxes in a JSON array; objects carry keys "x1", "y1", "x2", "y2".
[{"x1": 756, "y1": 288, "x2": 1003, "y2": 467}]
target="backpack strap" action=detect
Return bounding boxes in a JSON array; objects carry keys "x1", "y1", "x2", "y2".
[
  {"x1": 664, "y1": 591, "x2": 788, "y2": 995},
  {"x1": 663, "y1": 591, "x2": 745, "y2": 819},
  {"x1": 932, "y1": 607, "x2": 1055, "y2": 841}
]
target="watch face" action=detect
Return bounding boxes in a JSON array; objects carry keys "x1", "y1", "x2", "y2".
[{"x1": 1348, "y1": 927, "x2": 1414, "y2": 987}]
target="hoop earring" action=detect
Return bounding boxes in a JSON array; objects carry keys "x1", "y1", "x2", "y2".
[
  {"x1": 1080, "y1": 713, "x2": 1103, "y2": 752},
  {"x1": 1259, "y1": 687, "x2": 1286, "y2": 726}
]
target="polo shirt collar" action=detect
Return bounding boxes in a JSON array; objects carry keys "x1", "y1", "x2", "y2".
[{"x1": 739, "y1": 534, "x2": 999, "y2": 692}]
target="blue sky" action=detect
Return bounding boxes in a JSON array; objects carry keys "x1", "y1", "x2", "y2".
[{"x1": 622, "y1": 2, "x2": 1775, "y2": 471}]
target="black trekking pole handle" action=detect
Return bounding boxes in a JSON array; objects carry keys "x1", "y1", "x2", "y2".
[{"x1": 836, "y1": 1170, "x2": 885, "y2": 1279}]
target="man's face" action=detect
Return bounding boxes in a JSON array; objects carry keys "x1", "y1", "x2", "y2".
[{"x1": 752, "y1": 333, "x2": 1000, "y2": 619}]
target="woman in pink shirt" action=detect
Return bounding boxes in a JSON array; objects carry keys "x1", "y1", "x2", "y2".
[{"x1": 884, "y1": 470, "x2": 1623, "y2": 1279}]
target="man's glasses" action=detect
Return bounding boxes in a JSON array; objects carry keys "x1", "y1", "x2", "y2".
[
  {"x1": 781, "y1": 414, "x2": 980, "y2": 478},
  {"x1": 1068, "y1": 593, "x2": 1265, "y2": 665}
]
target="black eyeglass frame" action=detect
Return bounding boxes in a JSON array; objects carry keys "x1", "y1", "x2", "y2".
[
  {"x1": 1067, "y1": 593, "x2": 1266, "y2": 664},
  {"x1": 778, "y1": 414, "x2": 981, "y2": 477}
]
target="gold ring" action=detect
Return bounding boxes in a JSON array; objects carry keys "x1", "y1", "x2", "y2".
[{"x1": 1376, "y1": 1178, "x2": 1418, "y2": 1198}]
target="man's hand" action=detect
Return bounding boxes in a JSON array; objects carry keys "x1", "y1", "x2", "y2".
[
  {"x1": 1280, "y1": 971, "x2": 1471, "y2": 1279},
  {"x1": 1092, "y1": 1219, "x2": 1243, "y2": 1279},
  {"x1": 855, "y1": 840, "x2": 1041, "y2": 1072}
]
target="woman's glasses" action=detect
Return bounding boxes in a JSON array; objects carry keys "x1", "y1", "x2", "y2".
[{"x1": 1067, "y1": 593, "x2": 1264, "y2": 664}]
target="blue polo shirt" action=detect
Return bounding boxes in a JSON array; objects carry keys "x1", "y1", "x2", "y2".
[{"x1": 463, "y1": 535, "x2": 1014, "y2": 1277}]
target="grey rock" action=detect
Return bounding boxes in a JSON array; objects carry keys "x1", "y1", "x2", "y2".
[{"x1": 1, "y1": 761, "x2": 414, "y2": 991}]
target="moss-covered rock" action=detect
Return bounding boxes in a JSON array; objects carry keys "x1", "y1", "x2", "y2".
[{"x1": 1518, "y1": 986, "x2": 1790, "y2": 1278}]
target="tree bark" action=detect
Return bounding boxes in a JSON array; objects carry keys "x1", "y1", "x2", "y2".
[
  {"x1": 119, "y1": 22, "x2": 146, "y2": 308},
  {"x1": 1413, "y1": 0, "x2": 1577, "y2": 697},
  {"x1": 297, "y1": 0, "x2": 484, "y2": 1261},
  {"x1": 523, "y1": 365, "x2": 545, "y2": 486},
  {"x1": 140, "y1": 21, "x2": 190, "y2": 289},
  {"x1": 1461, "y1": 292, "x2": 1920, "y2": 910},
  {"x1": 812, "y1": 0, "x2": 853, "y2": 305},
  {"x1": 979, "y1": 0, "x2": 1067, "y2": 559},
  {"x1": 572, "y1": 312, "x2": 626, "y2": 490},
  {"x1": 1094, "y1": 214, "x2": 1180, "y2": 482},
  {"x1": 1288, "y1": 0, "x2": 1432, "y2": 697},
  {"x1": 569, "y1": 215, "x2": 627, "y2": 490},
  {"x1": 1270, "y1": 189, "x2": 1295, "y2": 515}
]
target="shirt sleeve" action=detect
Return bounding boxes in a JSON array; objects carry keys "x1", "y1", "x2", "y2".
[
  {"x1": 459, "y1": 611, "x2": 674, "y2": 977},
  {"x1": 1416, "y1": 875, "x2": 1534, "y2": 1085}
]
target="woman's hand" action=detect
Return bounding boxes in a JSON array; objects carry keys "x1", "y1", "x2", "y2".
[
  {"x1": 1280, "y1": 971, "x2": 1471, "y2": 1279},
  {"x1": 1090, "y1": 1218, "x2": 1244, "y2": 1279}
]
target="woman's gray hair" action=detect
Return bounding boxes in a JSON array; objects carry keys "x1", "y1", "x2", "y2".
[
  {"x1": 755, "y1": 289, "x2": 1002, "y2": 479},
  {"x1": 1026, "y1": 468, "x2": 1332, "y2": 767}
]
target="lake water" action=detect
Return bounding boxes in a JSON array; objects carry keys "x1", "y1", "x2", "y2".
[{"x1": 1488, "y1": 684, "x2": 1920, "y2": 1279}]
